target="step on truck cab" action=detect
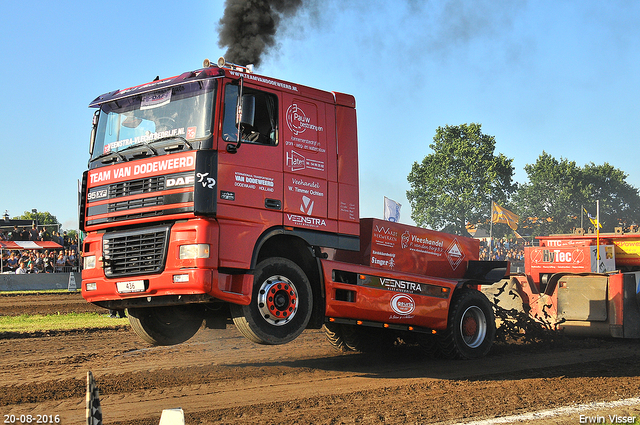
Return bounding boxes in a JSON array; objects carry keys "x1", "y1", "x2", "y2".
[{"x1": 81, "y1": 58, "x2": 507, "y2": 359}]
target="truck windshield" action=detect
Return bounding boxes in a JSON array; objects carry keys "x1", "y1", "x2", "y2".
[{"x1": 91, "y1": 80, "x2": 216, "y2": 164}]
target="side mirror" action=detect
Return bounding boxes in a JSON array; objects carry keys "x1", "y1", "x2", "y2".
[
  {"x1": 89, "y1": 110, "x2": 99, "y2": 156},
  {"x1": 228, "y1": 93, "x2": 257, "y2": 153}
]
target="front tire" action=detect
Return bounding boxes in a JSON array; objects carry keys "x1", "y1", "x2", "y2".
[
  {"x1": 231, "y1": 258, "x2": 313, "y2": 345},
  {"x1": 438, "y1": 288, "x2": 496, "y2": 359},
  {"x1": 127, "y1": 305, "x2": 204, "y2": 346}
]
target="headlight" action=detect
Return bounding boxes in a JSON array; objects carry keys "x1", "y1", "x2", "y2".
[
  {"x1": 179, "y1": 244, "x2": 210, "y2": 259},
  {"x1": 83, "y1": 255, "x2": 96, "y2": 269},
  {"x1": 173, "y1": 274, "x2": 189, "y2": 283},
  {"x1": 85, "y1": 282, "x2": 97, "y2": 291}
]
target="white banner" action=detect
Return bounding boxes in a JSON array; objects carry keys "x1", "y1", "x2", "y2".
[
  {"x1": 141, "y1": 88, "x2": 172, "y2": 110},
  {"x1": 383, "y1": 197, "x2": 401, "y2": 222}
]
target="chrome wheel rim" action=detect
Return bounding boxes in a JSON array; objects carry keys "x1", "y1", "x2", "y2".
[{"x1": 257, "y1": 275, "x2": 298, "y2": 326}]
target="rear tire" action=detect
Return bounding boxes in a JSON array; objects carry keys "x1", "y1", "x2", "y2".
[
  {"x1": 323, "y1": 323, "x2": 351, "y2": 352},
  {"x1": 127, "y1": 305, "x2": 203, "y2": 346},
  {"x1": 438, "y1": 288, "x2": 496, "y2": 359},
  {"x1": 231, "y1": 258, "x2": 312, "y2": 345},
  {"x1": 416, "y1": 333, "x2": 441, "y2": 358},
  {"x1": 323, "y1": 323, "x2": 398, "y2": 353}
]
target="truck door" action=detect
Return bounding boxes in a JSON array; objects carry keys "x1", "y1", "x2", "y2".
[
  {"x1": 216, "y1": 82, "x2": 284, "y2": 268},
  {"x1": 281, "y1": 94, "x2": 335, "y2": 233}
]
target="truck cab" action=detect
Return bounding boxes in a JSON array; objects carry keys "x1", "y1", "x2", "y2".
[{"x1": 81, "y1": 59, "x2": 359, "y2": 345}]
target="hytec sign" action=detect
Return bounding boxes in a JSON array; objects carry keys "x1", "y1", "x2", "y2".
[
  {"x1": 526, "y1": 245, "x2": 616, "y2": 274},
  {"x1": 529, "y1": 248, "x2": 586, "y2": 265}
]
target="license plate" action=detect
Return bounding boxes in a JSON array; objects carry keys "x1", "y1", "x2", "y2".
[{"x1": 116, "y1": 280, "x2": 146, "y2": 293}]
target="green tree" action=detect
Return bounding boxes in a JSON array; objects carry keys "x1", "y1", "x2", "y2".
[
  {"x1": 514, "y1": 152, "x2": 584, "y2": 235},
  {"x1": 407, "y1": 123, "x2": 516, "y2": 235},
  {"x1": 581, "y1": 162, "x2": 640, "y2": 231},
  {"x1": 66, "y1": 229, "x2": 79, "y2": 241},
  {"x1": 514, "y1": 152, "x2": 640, "y2": 234},
  {"x1": 13, "y1": 211, "x2": 61, "y2": 234}
]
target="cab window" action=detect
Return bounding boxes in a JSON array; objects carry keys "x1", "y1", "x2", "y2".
[{"x1": 223, "y1": 84, "x2": 278, "y2": 145}]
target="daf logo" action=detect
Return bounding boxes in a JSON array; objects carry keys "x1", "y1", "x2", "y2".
[{"x1": 166, "y1": 175, "x2": 195, "y2": 187}]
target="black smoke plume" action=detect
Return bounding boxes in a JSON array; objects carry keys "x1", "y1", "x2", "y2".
[{"x1": 218, "y1": 0, "x2": 303, "y2": 67}]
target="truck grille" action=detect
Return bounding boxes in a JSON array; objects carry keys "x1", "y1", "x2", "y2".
[
  {"x1": 103, "y1": 225, "x2": 170, "y2": 277},
  {"x1": 111, "y1": 176, "x2": 165, "y2": 198},
  {"x1": 108, "y1": 196, "x2": 164, "y2": 213},
  {"x1": 84, "y1": 170, "x2": 197, "y2": 227}
]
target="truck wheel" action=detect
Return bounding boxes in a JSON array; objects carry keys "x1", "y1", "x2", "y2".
[
  {"x1": 231, "y1": 258, "x2": 312, "y2": 345},
  {"x1": 127, "y1": 305, "x2": 203, "y2": 346},
  {"x1": 416, "y1": 334, "x2": 441, "y2": 358},
  {"x1": 323, "y1": 323, "x2": 397, "y2": 353},
  {"x1": 323, "y1": 323, "x2": 351, "y2": 352},
  {"x1": 438, "y1": 288, "x2": 496, "y2": 359},
  {"x1": 345, "y1": 326, "x2": 398, "y2": 353}
]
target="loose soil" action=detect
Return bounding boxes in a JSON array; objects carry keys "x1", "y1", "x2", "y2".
[
  {"x1": 0, "y1": 292, "x2": 103, "y2": 316},
  {"x1": 2, "y1": 292, "x2": 640, "y2": 425}
]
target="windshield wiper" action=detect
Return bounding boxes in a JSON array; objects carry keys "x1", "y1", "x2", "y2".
[
  {"x1": 89, "y1": 136, "x2": 193, "y2": 165},
  {"x1": 149, "y1": 136, "x2": 194, "y2": 152},
  {"x1": 90, "y1": 149, "x2": 128, "y2": 164},
  {"x1": 118, "y1": 141, "x2": 158, "y2": 157}
]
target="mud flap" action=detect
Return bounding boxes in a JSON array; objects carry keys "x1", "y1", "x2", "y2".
[
  {"x1": 481, "y1": 278, "x2": 524, "y2": 313},
  {"x1": 464, "y1": 261, "x2": 509, "y2": 284}
]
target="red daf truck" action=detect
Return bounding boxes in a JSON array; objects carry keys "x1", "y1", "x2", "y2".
[{"x1": 80, "y1": 59, "x2": 507, "y2": 359}]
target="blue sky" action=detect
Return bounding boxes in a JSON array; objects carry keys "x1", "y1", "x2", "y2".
[{"x1": 1, "y1": 0, "x2": 639, "y2": 230}]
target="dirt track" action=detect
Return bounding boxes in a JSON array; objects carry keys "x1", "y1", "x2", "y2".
[{"x1": 2, "y1": 293, "x2": 640, "y2": 424}]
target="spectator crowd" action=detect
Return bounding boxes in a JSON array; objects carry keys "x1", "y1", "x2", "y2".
[
  {"x1": 479, "y1": 237, "x2": 529, "y2": 271},
  {"x1": 0, "y1": 225, "x2": 80, "y2": 274}
]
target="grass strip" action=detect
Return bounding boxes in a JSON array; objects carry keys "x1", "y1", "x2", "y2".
[
  {"x1": 0, "y1": 312, "x2": 128, "y2": 333},
  {"x1": 0, "y1": 289, "x2": 77, "y2": 295}
]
